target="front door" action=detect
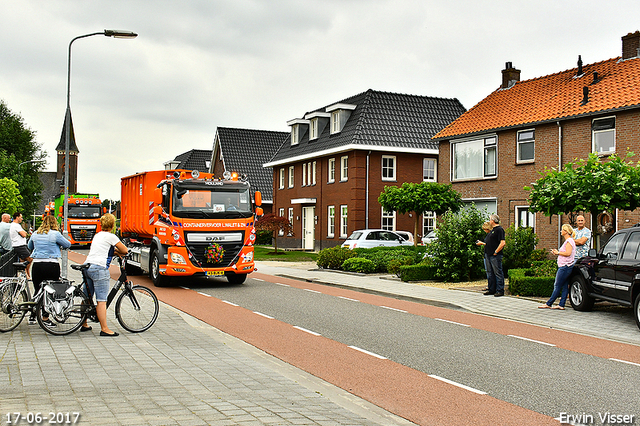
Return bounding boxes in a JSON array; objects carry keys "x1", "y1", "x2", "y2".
[{"x1": 302, "y1": 207, "x2": 315, "y2": 250}]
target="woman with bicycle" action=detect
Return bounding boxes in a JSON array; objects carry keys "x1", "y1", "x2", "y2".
[
  {"x1": 27, "y1": 215, "x2": 71, "y2": 324},
  {"x1": 81, "y1": 213, "x2": 128, "y2": 337}
]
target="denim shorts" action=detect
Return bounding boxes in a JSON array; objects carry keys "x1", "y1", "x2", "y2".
[{"x1": 86, "y1": 264, "x2": 111, "y2": 302}]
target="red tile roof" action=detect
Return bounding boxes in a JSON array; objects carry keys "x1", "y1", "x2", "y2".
[{"x1": 433, "y1": 56, "x2": 640, "y2": 140}]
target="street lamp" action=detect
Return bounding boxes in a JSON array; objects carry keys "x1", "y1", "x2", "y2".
[
  {"x1": 61, "y1": 29, "x2": 137, "y2": 278},
  {"x1": 18, "y1": 159, "x2": 46, "y2": 168}
]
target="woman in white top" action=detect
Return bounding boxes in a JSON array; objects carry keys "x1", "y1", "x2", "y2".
[{"x1": 81, "y1": 213, "x2": 128, "y2": 336}]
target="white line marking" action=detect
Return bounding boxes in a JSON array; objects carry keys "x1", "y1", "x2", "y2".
[
  {"x1": 348, "y1": 346, "x2": 387, "y2": 359},
  {"x1": 222, "y1": 300, "x2": 238, "y2": 306},
  {"x1": 338, "y1": 296, "x2": 360, "y2": 302},
  {"x1": 274, "y1": 282, "x2": 290, "y2": 287},
  {"x1": 434, "y1": 318, "x2": 470, "y2": 327},
  {"x1": 428, "y1": 375, "x2": 487, "y2": 395},
  {"x1": 610, "y1": 358, "x2": 640, "y2": 367},
  {"x1": 253, "y1": 278, "x2": 264, "y2": 282},
  {"x1": 253, "y1": 311, "x2": 274, "y2": 319},
  {"x1": 507, "y1": 335, "x2": 556, "y2": 347},
  {"x1": 303, "y1": 288, "x2": 321, "y2": 294},
  {"x1": 293, "y1": 326, "x2": 321, "y2": 336},
  {"x1": 197, "y1": 292, "x2": 212, "y2": 297},
  {"x1": 381, "y1": 306, "x2": 407, "y2": 313},
  {"x1": 179, "y1": 286, "x2": 189, "y2": 290}
]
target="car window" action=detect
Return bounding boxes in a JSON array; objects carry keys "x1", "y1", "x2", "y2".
[
  {"x1": 621, "y1": 232, "x2": 640, "y2": 260},
  {"x1": 366, "y1": 232, "x2": 379, "y2": 240},
  {"x1": 602, "y1": 233, "x2": 626, "y2": 259},
  {"x1": 380, "y1": 231, "x2": 398, "y2": 241},
  {"x1": 346, "y1": 232, "x2": 362, "y2": 241}
]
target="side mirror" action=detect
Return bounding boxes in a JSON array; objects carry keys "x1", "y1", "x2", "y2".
[
  {"x1": 152, "y1": 187, "x2": 163, "y2": 205},
  {"x1": 588, "y1": 248, "x2": 597, "y2": 257},
  {"x1": 254, "y1": 191, "x2": 262, "y2": 207},
  {"x1": 255, "y1": 207, "x2": 263, "y2": 217},
  {"x1": 103, "y1": 207, "x2": 107, "y2": 214}
]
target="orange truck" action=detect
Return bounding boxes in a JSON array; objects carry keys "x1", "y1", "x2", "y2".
[
  {"x1": 53, "y1": 193, "x2": 104, "y2": 245},
  {"x1": 120, "y1": 169, "x2": 263, "y2": 286}
]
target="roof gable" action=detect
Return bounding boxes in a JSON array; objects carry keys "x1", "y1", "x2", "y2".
[
  {"x1": 172, "y1": 149, "x2": 212, "y2": 173},
  {"x1": 434, "y1": 56, "x2": 640, "y2": 140}
]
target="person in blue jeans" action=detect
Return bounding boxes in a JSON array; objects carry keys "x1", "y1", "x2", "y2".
[
  {"x1": 539, "y1": 224, "x2": 576, "y2": 310},
  {"x1": 479, "y1": 214, "x2": 506, "y2": 297}
]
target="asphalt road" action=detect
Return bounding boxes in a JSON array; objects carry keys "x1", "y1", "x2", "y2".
[{"x1": 182, "y1": 273, "x2": 640, "y2": 422}]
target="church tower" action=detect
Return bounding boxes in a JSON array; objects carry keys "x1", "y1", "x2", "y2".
[{"x1": 55, "y1": 110, "x2": 78, "y2": 194}]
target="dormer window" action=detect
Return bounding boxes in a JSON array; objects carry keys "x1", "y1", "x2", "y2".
[
  {"x1": 310, "y1": 119, "x2": 318, "y2": 140},
  {"x1": 291, "y1": 125, "x2": 299, "y2": 146},
  {"x1": 304, "y1": 112, "x2": 330, "y2": 141},
  {"x1": 287, "y1": 118, "x2": 309, "y2": 146},
  {"x1": 325, "y1": 103, "x2": 356, "y2": 135}
]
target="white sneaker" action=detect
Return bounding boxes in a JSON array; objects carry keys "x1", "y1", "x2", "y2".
[{"x1": 28, "y1": 317, "x2": 36, "y2": 325}]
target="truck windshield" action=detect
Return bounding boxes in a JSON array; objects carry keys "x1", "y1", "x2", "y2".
[
  {"x1": 172, "y1": 186, "x2": 253, "y2": 219},
  {"x1": 68, "y1": 205, "x2": 101, "y2": 218}
]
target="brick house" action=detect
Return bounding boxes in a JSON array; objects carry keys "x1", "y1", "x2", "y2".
[
  {"x1": 432, "y1": 31, "x2": 640, "y2": 250},
  {"x1": 263, "y1": 89, "x2": 466, "y2": 250},
  {"x1": 210, "y1": 127, "x2": 289, "y2": 215}
]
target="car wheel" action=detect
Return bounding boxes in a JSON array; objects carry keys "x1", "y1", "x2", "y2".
[
  {"x1": 569, "y1": 275, "x2": 594, "y2": 311},
  {"x1": 634, "y1": 292, "x2": 640, "y2": 331}
]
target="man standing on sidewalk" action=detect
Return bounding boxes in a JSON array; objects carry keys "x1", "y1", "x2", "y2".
[
  {"x1": 0, "y1": 213, "x2": 12, "y2": 255},
  {"x1": 484, "y1": 214, "x2": 505, "y2": 297},
  {"x1": 10, "y1": 212, "x2": 31, "y2": 278},
  {"x1": 574, "y1": 215, "x2": 592, "y2": 259}
]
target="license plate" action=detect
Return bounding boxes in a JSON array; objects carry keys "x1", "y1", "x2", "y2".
[{"x1": 206, "y1": 271, "x2": 224, "y2": 276}]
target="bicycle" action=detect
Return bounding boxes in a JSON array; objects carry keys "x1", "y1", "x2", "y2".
[
  {"x1": 0, "y1": 261, "x2": 86, "y2": 335},
  {"x1": 71, "y1": 254, "x2": 159, "y2": 333}
]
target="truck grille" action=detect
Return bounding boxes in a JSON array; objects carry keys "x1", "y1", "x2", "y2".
[
  {"x1": 69, "y1": 225, "x2": 97, "y2": 242},
  {"x1": 184, "y1": 231, "x2": 245, "y2": 268}
]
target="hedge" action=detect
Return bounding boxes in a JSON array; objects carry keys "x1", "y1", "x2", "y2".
[
  {"x1": 342, "y1": 257, "x2": 376, "y2": 273},
  {"x1": 397, "y1": 262, "x2": 437, "y2": 282},
  {"x1": 507, "y1": 268, "x2": 555, "y2": 297}
]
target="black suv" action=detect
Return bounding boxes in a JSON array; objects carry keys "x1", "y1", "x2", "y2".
[{"x1": 570, "y1": 226, "x2": 640, "y2": 331}]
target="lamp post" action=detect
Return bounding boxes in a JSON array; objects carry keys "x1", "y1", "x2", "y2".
[
  {"x1": 18, "y1": 159, "x2": 46, "y2": 168},
  {"x1": 61, "y1": 29, "x2": 137, "y2": 278}
]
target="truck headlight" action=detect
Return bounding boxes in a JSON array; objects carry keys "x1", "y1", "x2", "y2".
[
  {"x1": 170, "y1": 253, "x2": 187, "y2": 265},
  {"x1": 243, "y1": 252, "x2": 253, "y2": 263}
]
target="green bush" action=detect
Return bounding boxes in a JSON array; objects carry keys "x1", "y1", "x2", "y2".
[
  {"x1": 255, "y1": 230, "x2": 273, "y2": 245},
  {"x1": 342, "y1": 257, "x2": 376, "y2": 273},
  {"x1": 426, "y1": 206, "x2": 488, "y2": 282},
  {"x1": 316, "y1": 246, "x2": 357, "y2": 269},
  {"x1": 387, "y1": 256, "x2": 414, "y2": 276},
  {"x1": 508, "y1": 267, "x2": 555, "y2": 297},
  {"x1": 530, "y1": 260, "x2": 557, "y2": 277},
  {"x1": 529, "y1": 248, "x2": 549, "y2": 262},
  {"x1": 503, "y1": 225, "x2": 540, "y2": 272},
  {"x1": 398, "y1": 262, "x2": 437, "y2": 282},
  {"x1": 352, "y1": 246, "x2": 424, "y2": 273}
]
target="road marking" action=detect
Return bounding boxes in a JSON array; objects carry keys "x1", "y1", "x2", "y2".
[
  {"x1": 428, "y1": 375, "x2": 487, "y2": 395},
  {"x1": 253, "y1": 278, "x2": 264, "y2": 282},
  {"x1": 338, "y1": 296, "x2": 360, "y2": 302},
  {"x1": 303, "y1": 288, "x2": 321, "y2": 294},
  {"x1": 222, "y1": 300, "x2": 239, "y2": 306},
  {"x1": 348, "y1": 346, "x2": 387, "y2": 360},
  {"x1": 293, "y1": 326, "x2": 321, "y2": 336},
  {"x1": 610, "y1": 358, "x2": 640, "y2": 367},
  {"x1": 197, "y1": 292, "x2": 212, "y2": 297},
  {"x1": 507, "y1": 335, "x2": 556, "y2": 347},
  {"x1": 253, "y1": 311, "x2": 274, "y2": 319},
  {"x1": 274, "y1": 282, "x2": 290, "y2": 287},
  {"x1": 434, "y1": 318, "x2": 470, "y2": 327},
  {"x1": 381, "y1": 306, "x2": 407, "y2": 313},
  {"x1": 179, "y1": 286, "x2": 189, "y2": 290}
]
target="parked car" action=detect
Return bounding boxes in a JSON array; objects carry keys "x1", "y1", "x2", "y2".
[
  {"x1": 342, "y1": 229, "x2": 413, "y2": 249},
  {"x1": 395, "y1": 231, "x2": 414, "y2": 244},
  {"x1": 570, "y1": 225, "x2": 640, "y2": 330},
  {"x1": 421, "y1": 230, "x2": 437, "y2": 244}
]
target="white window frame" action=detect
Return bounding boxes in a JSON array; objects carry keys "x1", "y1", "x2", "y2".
[
  {"x1": 302, "y1": 163, "x2": 307, "y2": 186},
  {"x1": 279, "y1": 168, "x2": 285, "y2": 189},
  {"x1": 312, "y1": 161, "x2": 317, "y2": 185},
  {"x1": 288, "y1": 166, "x2": 294, "y2": 188},
  {"x1": 340, "y1": 156, "x2": 348, "y2": 182},
  {"x1": 310, "y1": 119, "x2": 318, "y2": 140},
  {"x1": 331, "y1": 111, "x2": 340, "y2": 134},
  {"x1": 515, "y1": 206, "x2": 535, "y2": 229},
  {"x1": 328, "y1": 158, "x2": 335, "y2": 183},
  {"x1": 327, "y1": 205, "x2": 335, "y2": 238},
  {"x1": 592, "y1": 116, "x2": 616, "y2": 155},
  {"x1": 307, "y1": 162, "x2": 312, "y2": 186},
  {"x1": 423, "y1": 158, "x2": 437, "y2": 182},
  {"x1": 422, "y1": 211, "x2": 436, "y2": 236},
  {"x1": 291, "y1": 125, "x2": 299, "y2": 146},
  {"x1": 340, "y1": 205, "x2": 348, "y2": 238},
  {"x1": 278, "y1": 208, "x2": 285, "y2": 235},
  {"x1": 382, "y1": 155, "x2": 396, "y2": 181},
  {"x1": 517, "y1": 129, "x2": 535, "y2": 163},
  {"x1": 381, "y1": 208, "x2": 396, "y2": 231},
  {"x1": 288, "y1": 208, "x2": 294, "y2": 236},
  {"x1": 452, "y1": 136, "x2": 497, "y2": 181}
]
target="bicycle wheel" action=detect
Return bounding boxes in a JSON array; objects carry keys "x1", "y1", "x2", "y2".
[
  {"x1": 37, "y1": 289, "x2": 89, "y2": 336},
  {"x1": 116, "y1": 284, "x2": 159, "y2": 333},
  {"x1": 0, "y1": 285, "x2": 27, "y2": 332}
]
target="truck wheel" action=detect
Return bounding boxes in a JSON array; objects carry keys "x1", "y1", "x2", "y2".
[
  {"x1": 150, "y1": 250, "x2": 171, "y2": 287},
  {"x1": 227, "y1": 273, "x2": 247, "y2": 285},
  {"x1": 569, "y1": 275, "x2": 594, "y2": 311},
  {"x1": 634, "y1": 292, "x2": 640, "y2": 331}
]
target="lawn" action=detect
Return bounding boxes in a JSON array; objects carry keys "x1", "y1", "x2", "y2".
[{"x1": 253, "y1": 245, "x2": 318, "y2": 262}]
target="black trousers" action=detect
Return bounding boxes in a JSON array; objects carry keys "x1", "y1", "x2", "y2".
[{"x1": 32, "y1": 261, "x2": 61, "y2": 294}]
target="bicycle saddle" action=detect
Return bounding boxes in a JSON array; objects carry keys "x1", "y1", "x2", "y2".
[
  {"x1": 12, "y1": 261, "x2": 29, "y2": 270},
  {"x1": 70, "y1": 263, "x2": 91, "y2": 271}
]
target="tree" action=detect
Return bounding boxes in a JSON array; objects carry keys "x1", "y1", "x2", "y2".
[
  {"x1": 255, "y1": 213, "x2": 293, "y2": 253},
  {"x1": 0, "y1": 100, "x2": 46, "y2": 214},
  {"x1": 0, "y1": 177, "x2": 22, "y2": 214},
  {"x1": 378, "y1": 182, "x2": 463, "y2": 246},
  {"x1": 525, "y1": 152, "x2": 640, "y2": 238}
]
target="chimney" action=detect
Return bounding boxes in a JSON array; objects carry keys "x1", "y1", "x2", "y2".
[
  {"x1": 622, "y1": 31, "x2": 640, "y2": 60},
  {"x1": 501, "y1": 62, "x2": 521, "y2": 89}
]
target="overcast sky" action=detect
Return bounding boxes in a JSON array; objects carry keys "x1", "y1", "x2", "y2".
[{"x1": 1, "y1": 1, "x2": 638, "y2": 201}]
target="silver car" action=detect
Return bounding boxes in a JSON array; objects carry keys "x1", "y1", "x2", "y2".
[{"x1": 342, "y1": 229, "x2": 413, "y2": 249}]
